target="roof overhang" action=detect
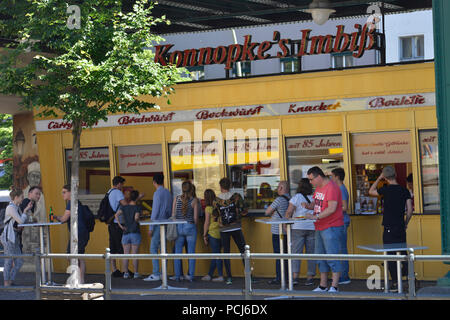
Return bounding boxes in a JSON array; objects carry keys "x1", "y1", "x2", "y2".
[{"x1": 135, "y1": 0, "x2": 433, "y2": 35}]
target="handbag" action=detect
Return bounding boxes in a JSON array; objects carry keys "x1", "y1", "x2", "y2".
[{"x1": 166, "y1": 217, "x2": 178, "y2": 241}]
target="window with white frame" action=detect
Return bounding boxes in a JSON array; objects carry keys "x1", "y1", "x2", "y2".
[
  {"x1": 400, "y1": 35, "x2": 424, "y2": 61},
  {"x1": 331, "y1": 52, "x2": 354, "y2": 69},
  {"x1": 280, "y1": 57, "x2": 300, "y2": 73}
]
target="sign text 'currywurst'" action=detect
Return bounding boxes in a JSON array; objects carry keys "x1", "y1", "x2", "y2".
[{"x1": 155, "y1": 24, "x2": 378, "y2": 70}]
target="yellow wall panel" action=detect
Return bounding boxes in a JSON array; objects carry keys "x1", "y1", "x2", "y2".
[
  {"x1": 221, "y1": 118, "x2": 280, "y2": 134},
  {"x1": 421, "y1": 215, "x2": 449, "y2": 280},
  {"x1": 350, "y1": 216, "x2": 384, "y2": 279},
  {"x1": 149, "y1": 63, "x2": 435, "y2": 110},
  {"x1": 62, "y1": 128, "x2": 111, "y2": 148},
  {"x1": 112, "y1": 126, "x2": 164, "y2": 146},
  {"x1": 282, "y1": 115, "x2": 343, "y2": 136},
  {"x1": 347, "y1": 110, "x2": 414, "y2": 132},
  {"x1": 415, "y1": 108, "x2": 438, "y2": 128}
]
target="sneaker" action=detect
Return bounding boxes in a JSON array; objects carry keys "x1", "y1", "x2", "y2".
[
  {"x1": 313, "y1": 286, "x2": 328, "y2": 292},
  {"x1": 226, "y1": 278, "x2": 232, "y2": 285},
  {"x1": 112, "y1": 270, "x2": 123, "y2": 278},
  {"x1": 184, "y1": 275, "x2": 193, "y2": 282},
  {"x1": 212, "y1": 276, "x2": 224, "y2": 282},
  {"x1": 389, "y1": 283, "x2": 398, "y2": 293},
  {"x1": 123, "y1": 272, "x2": 130, "y2": 279},
  {"x1": 339, "y1": 277, "x2": 351, "y2": 285},
  {"x1": 293, "y1": 280, "x2": 299, "y2": 286},
  {"x1": 328, "y1": 286, "x2": 339, "y2": 293},
  {"x1": 143, "y1": 274, "x2": 161, "y2": 281},
  {"x1": 305, "y1": 278, "x2": 314, "y2": 286},
  {"x1": 127, "y1": 270, "x2": 134, "y2": 278},
  {"x1": 133, "y1": 272, "x2": 141, "y2": 279},
  {"x1": 201, "y1": 275, "x2": 212, "y2": 281}
]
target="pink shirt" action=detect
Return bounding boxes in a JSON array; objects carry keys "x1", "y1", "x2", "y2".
[{"x1": 312, "y1": 180, "x2": 344, "y2": 231}]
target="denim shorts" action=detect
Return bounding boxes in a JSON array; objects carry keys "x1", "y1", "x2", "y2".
[
  {"x1": 315, "y1": 226, "x2": 345, "y2": 273},
  {"x1": 121, "y1": 233, "x2": 141, "y2": 245}
]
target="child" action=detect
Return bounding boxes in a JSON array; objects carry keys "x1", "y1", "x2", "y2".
[
  {"x1": 115, "y1": 190, "x2": 142, "y2": 279},
  {"x1": 201, "y1": 189, "x2": 224, "y2": 282}
]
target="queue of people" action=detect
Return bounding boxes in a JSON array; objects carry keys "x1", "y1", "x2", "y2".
[{"x1": 1, "y1": 165, "x2": 412, "y2": 292}]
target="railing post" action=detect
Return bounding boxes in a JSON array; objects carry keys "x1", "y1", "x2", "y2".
[
  {"x1": 34, "y1": 250, "x2": 41, "y2": 300},
  {"x1": 244, "y1": 245, "x2": 252, "y2": 300},
  {"x1": 105, "y1": 248, "x2": 111, "y2": 300},
  {"x1": 408, "y1": 248, "x2": 416, "y2": 299}
]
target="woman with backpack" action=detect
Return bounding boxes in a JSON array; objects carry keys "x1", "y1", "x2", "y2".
[
  {"x1": 1, "y1": 188, "x2": 32, "y2": 286},
  {"x1": 55, "y1": 184, "x2": 90, "y2": 284},
  {"x1": 172, "y1": 180, "x2": 198, "y2": 282},
  {"x1": 284, "y1": 178, "x2": 317, "y2": 286}
]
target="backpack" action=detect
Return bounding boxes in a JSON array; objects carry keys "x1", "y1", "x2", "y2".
[
  {"x1": 214, "y1": 193, "x2": 244, "y2": 226},
  {"x1": 80, "y1": 204, "x2": 95, "y2": 233},
  {"x1": 97, "y1": 190, "x2": 115, "y2": 224}
]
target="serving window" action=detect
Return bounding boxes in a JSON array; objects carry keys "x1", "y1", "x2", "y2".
[
  {"x1": 116, "y1": 144, "x2": 164, "y2": 216},
  {"x1": 65, "y1": 147, "x2": 111, "y2": 195},
  {"x1": 225, "y1": 137, "x2": 280, "y2": 212},
  {"x1": 285, "y1": 135, "x2": 344, "y2": 197},
  {"x1": 419, "y1": 130, "x2": 440, "y2": 213},
  {"x1": 351, "y1": 131, "x2": 412, "y2": 214},
  {"x1": 168, "y1": 141, "x2": 222, "y2": 198}
]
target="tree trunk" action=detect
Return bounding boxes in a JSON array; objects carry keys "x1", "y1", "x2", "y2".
[{"x1": 70, "y1": 119, "x2": 82, "y2": 286}]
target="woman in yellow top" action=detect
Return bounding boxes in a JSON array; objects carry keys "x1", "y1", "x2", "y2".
[{"x1": 201, "y1": 189, "x2": 224, "y2": 282}]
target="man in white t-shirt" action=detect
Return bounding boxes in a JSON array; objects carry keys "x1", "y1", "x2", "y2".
[{"x1": 285, "y1": 178, "x2": 316, "y2": 286}]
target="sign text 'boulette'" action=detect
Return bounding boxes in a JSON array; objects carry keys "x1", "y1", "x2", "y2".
[{"x1": 154, "y1": 24, "x2": 377, "y2": 70}]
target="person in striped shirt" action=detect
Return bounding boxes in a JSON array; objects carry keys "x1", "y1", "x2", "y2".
[{"x1": 265, "y1": 181, "x2": 290, "y2": 285}]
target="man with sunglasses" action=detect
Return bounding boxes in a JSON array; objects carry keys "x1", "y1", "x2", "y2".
[{"x1": 303, "y1": 166, "x2": 344, "y2": 293}]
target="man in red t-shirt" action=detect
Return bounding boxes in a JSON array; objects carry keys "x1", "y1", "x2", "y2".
[{"x1": 303, "y1": 166, "x2": 345, "y2": 293}]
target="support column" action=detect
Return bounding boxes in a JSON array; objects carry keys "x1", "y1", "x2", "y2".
[{"x1": 432, "y1": 0, "x2": 450, "y2": 286}]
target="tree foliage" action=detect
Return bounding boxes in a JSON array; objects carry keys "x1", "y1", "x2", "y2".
[
  {"x1": 0, "y1": 0, "x2": 185, "y2": 126},
  {"x1": 0, "y1": 114, "x2": 13, "y2": 189},
  {"x1": 0, "y1": 0, "x2": 186, "y2": 284}
]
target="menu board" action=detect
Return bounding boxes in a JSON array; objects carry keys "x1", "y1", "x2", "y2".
[
  {"x1": 419, "y1": 130, "x2": 440, "y2": 212},
  {"x1": 118, "y1": 144, "x2": 163, "y2": 174},
  {"x1": 352, "y1": 131, "x2": 411, "y2": 164},
  {"x1": 66, "y1": 147, "x2": 109, "y2": 161}
]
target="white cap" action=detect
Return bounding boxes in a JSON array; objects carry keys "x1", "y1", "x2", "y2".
[{"x1": 27, "y1": 161, "x2": 40, "y2": 173}]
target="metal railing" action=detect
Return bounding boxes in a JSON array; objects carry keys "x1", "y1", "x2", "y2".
[{"x1": 1, "y1": 246, "x2": 450, "y2": 300}]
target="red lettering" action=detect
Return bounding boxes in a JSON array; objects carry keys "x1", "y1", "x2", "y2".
[
  {"x1": 225, "y1": 44, "x2": 242, "y2": 70},
  {"x1": 241, "y1": 35, "x2": 259, "y2": 61},
  {"x1": 154, "y1": 44, "x2": 173, "y2": 66},
  {"x1": 333, "y1": 25, "x2": 350, "y2": 53},
  {"x1": 213, "y1": 46, "x2": 227, "y2": 64},
  {"x1": 277, "y1": 39, "x2": 290, "y2": 58},
  {"x1": 298, "y1": 29, "x2": 311, "y2": 57},
  {"x1": 257, "y1": 41, "x2": 272, "y2": 60}
]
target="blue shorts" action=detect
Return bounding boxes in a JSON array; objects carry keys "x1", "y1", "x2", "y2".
[
  {"x1": 315, "y1": 226, "x2": 345, "y2": 273},
  {"x1": 121, "y1": 233, "x2": 141, "y2": 245}
]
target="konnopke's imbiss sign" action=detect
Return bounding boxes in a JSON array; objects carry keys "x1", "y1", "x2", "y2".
[
  {"x1": 155, "y1": 24, "x2": 378, "y2": 70},
  {"x1": 35, "y1": 92, "x2": 435, "y2": 132}
]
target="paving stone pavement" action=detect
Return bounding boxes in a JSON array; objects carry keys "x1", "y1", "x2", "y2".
[{"x1": 0, "y1": 269, "x2": 445, "y2": 301}]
